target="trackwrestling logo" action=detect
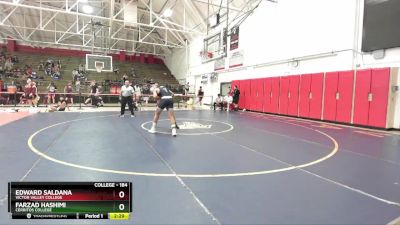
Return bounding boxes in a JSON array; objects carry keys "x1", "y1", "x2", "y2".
[{"x1": 178, "y1": 122, "x2": 212, "y2": 129}]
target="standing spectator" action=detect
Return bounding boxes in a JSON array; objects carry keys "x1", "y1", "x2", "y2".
[
  {"x1": 183, "y1": 82, "x2": 190, "y2": 101},
  {"x1": 119, "y1": 80, "x2": 135, "y2": 117},
  {"x1": 47, "y1": 82, "x2": 57, "y2": 104},
  {"x1": 64, "y1": 81, "x2": 74, "y2": 105},
  {"x1": 184, "y1": 82, "x2": 190, "y2": 95},
  {"x1": 31, "y1": 82, "x2": 40, "y2": 107},
  {"x1": 133, "y1": 84, "x2": 141, "y2": 110},
  {"x1": 232, "y1": 85, "x2": 240, "y2": 111},
  {"x1": 57, "y1": 59, "x2": 62, "y2": 69},
  {"x1": 23, "y1": 79, "x2": 33, "y2": 106},
  {"x1": 72, "y1": 69, "x2": 78, "y2": 82},
  {"x1": 197, "y1": 86, "x2": 204, "y2": 106}
]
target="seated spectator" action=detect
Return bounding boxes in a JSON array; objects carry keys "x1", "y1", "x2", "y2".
[
  {"x1": 45, "y1": 66, "x2": 52, "y2": 76},
  {"x1": 84, "y1": 80, "x2": 98, "y2": 107},
  {"x1": 213, "y1": 94, "x2": 224, "y2": 110},
  {"x1": 95, "y1": 87, "x2": 104, "y2": 107},
  {"x1": 52, "y1": 72, "x2": 61, "y2": 80},
  {"x1": 186, "y1": 97, "x2": 194, "y2": 110},
  {"x1": 11, "y1": 55, "x2": 18, "y2": 63},
  {"x1": 48, "y1": 97, "x2": 68, "y2": 112},
  {"x1": 46, "y1": 58, "x2": 53, "y2": 67},
  {"x1": 77, "y1": 71, "x2": 86, "y2": 82},
  {"x1": 130, "y1": 67, "x2": 136, "y2": 76},
  {"x1": 142, "y1": 84, "x2": 150, "y2": 94},
  {"x1": 78, "y1": 64, "x2": 85, "y2": 73},
  {"x1": 224, "y1": 94, "x2": 233, "y2": 111},
  {"x1": 29, "y1": 71, "x2": 38, "y2": 79},
  {"x1": 52, "y1": 64, "x2": 59, "y2": 73},
  {"x1": 38, "y1": 62, "x2": 44, "y2": 71},
  {"x1": 14, "y1": 68, "x2": 22, "y2": 78},
  {"x1": 122, "y1": 74, "x2": 128, "y2": 82},
  {"x1": 113, "y1": 67, "x2": 119, "y2": 75},
  {"x1": 4, "y1": 58, "x2": 13, "y2": 71},
  {"x1": 25, "y1": 67, "x2": 33, "y2": 77}
]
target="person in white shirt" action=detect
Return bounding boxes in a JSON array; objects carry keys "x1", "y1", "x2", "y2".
[
  {"x1": 224, "y1": 94, "x2": 233, "y2": 111},
  {"x1": 134, "y1": 84, "x2": 141, "y2": 110},
  {"x1": 120, "y1": 80, "x2": 135, "y2": 117},
  {"x1": 213, "y1": 94, "x2": 224, "y2": 110}
]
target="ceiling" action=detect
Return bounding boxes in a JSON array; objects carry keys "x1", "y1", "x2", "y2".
[{"x1": 0, "y1": 0, "x2": 269, "y2": 56}]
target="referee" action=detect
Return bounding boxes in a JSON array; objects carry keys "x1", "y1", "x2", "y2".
[{"x1": 120, "y1": 80, "x2": 135, "y2": 117}]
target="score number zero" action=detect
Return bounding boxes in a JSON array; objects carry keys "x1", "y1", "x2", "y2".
[{"x1": 118, "y1": 191, "x2": 126, "y2": 211}]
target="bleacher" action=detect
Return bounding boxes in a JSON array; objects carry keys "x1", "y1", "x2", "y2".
[{"x1": 1, "y1": 51, "x2": 180, "y2": 95}]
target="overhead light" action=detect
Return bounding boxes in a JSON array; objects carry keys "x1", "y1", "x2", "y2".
[
  {"x1": 162, "y1": 8, "x2": 173, "y2": 18},
  {"x1": 82, "y1": 4, "x2": 93, "y2": 14},
  {"x1": 80, "y1": 0, "x2": 88, "y2": 2}
]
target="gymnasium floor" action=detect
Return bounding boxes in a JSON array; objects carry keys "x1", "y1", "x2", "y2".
[{"x1": 0, "y1": 109, "x2": 399, "y2": 224}]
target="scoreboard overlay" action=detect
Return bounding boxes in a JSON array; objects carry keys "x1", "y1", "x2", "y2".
[{"x1": 8, "y1": 182, "x2": 132, "y2": 220}]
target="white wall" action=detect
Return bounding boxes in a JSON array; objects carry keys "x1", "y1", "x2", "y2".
[
  {"x1": 165, "y1": 0, "x2": 400, "y2": 121},
  {"x1": 164, "y1": 47, "x2": 186, "y2": 82}
]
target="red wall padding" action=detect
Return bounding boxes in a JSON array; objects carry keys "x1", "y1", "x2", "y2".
[
  {"x1": 323, "y1": 71, "x2": 339, "y2": 121},
  {"x1": 336, "y1": 70, "x2": 354, "y2": 123},
  {"x1": 279, "y1": 77, "x2": 290, "y2": 115},
  {"x1": 287, "y1": 75, "x2": 300, "y2": 116},
  {"x1": 263, "y1": 78, "x2": 272, "y2": 113},
  {"x1": 270, "y1": 77, "x2": 280, "y2": 113},
  {"x1": 232, "y1": 67, "x2": 390, "y2": 128},
  {"x1": 309, "y1": 73, "x2": 324, "y2": 120},
  {"x1": 299, "y1": 74, "x2": 312, "y2": 118},
  {"x1": 353, "y1": 69, "x2": 372, "y2": 126},
  {"x1": 368, "y1": 68, "x2": 390, "y2": 127},
  {"x1": 351, "y1": 68, "x2": 390, "y2": 128}
]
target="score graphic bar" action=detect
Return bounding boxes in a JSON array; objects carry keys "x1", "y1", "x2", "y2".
[{"x1": 8, "y1": 182, "x2": 132, "y2": 220}]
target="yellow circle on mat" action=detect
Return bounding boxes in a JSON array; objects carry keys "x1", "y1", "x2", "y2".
[{"x1": 27, "y1": 115, "x2": 339, "y2": 178}]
